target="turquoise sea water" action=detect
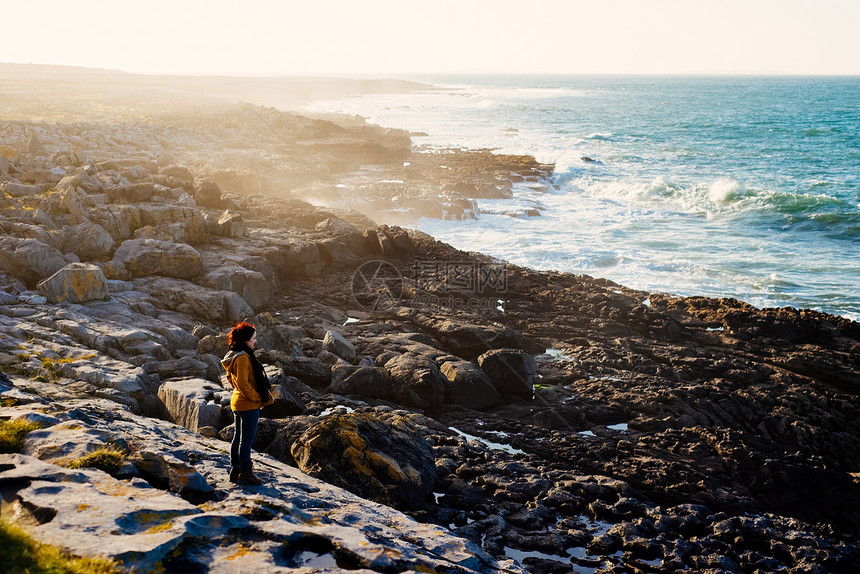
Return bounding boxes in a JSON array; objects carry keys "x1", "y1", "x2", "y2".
[{"x1": 305, "y1": 76, "x2": 860, "y2": 321}]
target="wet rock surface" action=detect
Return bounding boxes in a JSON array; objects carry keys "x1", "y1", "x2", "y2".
[{"x1": 0, "y1": 68, "x2": 858, "y2": 573}]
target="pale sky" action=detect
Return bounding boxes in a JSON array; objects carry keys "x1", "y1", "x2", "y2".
[{"x1": 3, "y1": 0, "x2": 859, "y2": 76}]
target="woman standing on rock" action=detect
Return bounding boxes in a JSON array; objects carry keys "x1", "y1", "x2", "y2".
[{"x1": 221, "y1": 322, "x2": 272, "y2": 485}]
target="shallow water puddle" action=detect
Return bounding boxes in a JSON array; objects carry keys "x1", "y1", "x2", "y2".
[
  {"x1": 575, "y1": 514, "x2": 615, "y2": 538},
  {"x1": 449, "y1": 426, "x2": 525, "y2": 455},
  {"x1": 606, "y1": 423, "x2": 628, "y2": 432},
  {"x1": 588, "y1": 374, "x2": 623, "y2": 382},
  {"x1": 543, "y1": 348, "x2": 574, "y2": 361},
  {"x1": 506, "y1": 546, "x2": 603, "y2": 573},
  {"x1": 298, "y1": 550, "x2": 338, "y2": 568},
  {"x1": 504, "y1": 547, "x2": 573, "y2": 565},
  {"x1": 318, "y1": 405, "x2": 355, "y2": 416}
]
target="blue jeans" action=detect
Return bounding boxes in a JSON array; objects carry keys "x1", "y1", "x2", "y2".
[{"x1": 231, "y1": 408, "x2": 260, "y2": 470}]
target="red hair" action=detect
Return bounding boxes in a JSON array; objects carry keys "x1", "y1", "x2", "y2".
[{"x1": 227, "y1": 322, "x2": 256, "y2": 347}]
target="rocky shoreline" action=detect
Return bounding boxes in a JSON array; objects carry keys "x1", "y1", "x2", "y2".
[{"x1": 1, "y1": 71, "x2": 859, "y2": 573}]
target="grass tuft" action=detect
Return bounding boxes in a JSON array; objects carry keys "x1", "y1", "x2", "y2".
[
  {"x1": 0, "y1": 519, "x2": 123, "y2": 574},
  {"x1": 0, "y1": 419, "x2": 42, "y2": 453},
  {"x1": 39, "y1": 358, "x2": 63, "y2": 382},
  {"x1": 66, "y1": 447, "x2": 126, "y2": 473}
]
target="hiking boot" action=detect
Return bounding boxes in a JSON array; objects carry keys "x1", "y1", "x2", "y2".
[
  {"x1": 229, "y1": 466, "x2": 241, "y2": 483},
  {"x1": 237, "y1": 469, "x2": 263, "y2": 486}
]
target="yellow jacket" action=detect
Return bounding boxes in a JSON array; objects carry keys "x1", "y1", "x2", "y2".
[{"x1": 221, "y1": 350, "x2": 272, "y2": 411}]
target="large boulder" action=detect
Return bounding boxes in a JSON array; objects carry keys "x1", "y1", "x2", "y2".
[
  {"x1": 291, "y1": 412, "x2": 436, "y2": 509},
  {"x1": 213, "y1": 210, "x2": 247, "y2": 238},
  {"x1": 322, "y1": 330, "x2": 356, "y2": 363},
  {"x1": 384, "y1": 354, "x2": 446, "y2": 409},
  {"x1": 145, "y1": 357, "x2": 211, "y2": 382},
  {"x1": 4, "y1": 182, "x2": 41, "y2": 196},
  {"x1": 477, "y1": 348, "x2": 537, "y2": 399},
  {"x1": 197, "y1": 333, "x2": 228, "y2": 356},
  {"x1": 260, "y1": 377, "x2": 308, "y2": 419},
  {"x1": 366, "y1": 226, "x2": 414, "y2": 256},
  {"x1": 244, "y1": 312, "x2": 292, "y2": 353},
  {"x1": 61, "y1": 188, "x2": 91, "y2": 225},
  {"x1": 137, "y1": 205, "x2": 209, "y2": 242},
  {"x1": 27, "y1": 132, "x2": 48, "y2": 156},
  {"x1": 199, "y1": 265, "x2": 270, "y2": 309},
  {"x1": 113, "y1": 239, "x2": 203, "y2": 279},
  {"x1": 439, "y1": 360, "x2": 501, "y2": 409},
  {"x1": 89, "y1": 204, "x2": 143, "y2": 241},
  {"x1": 55, "y1": 168, "x2": 103, "y2": 193},
  {"x1": 328, "y1": 365, "x2": 392, "y2": 399},
  {"x1": 158, "y1": 378, "x2": 225, "y2": 433},
  {"x1": 421, "y1": 317, "x2": 542, "y2": 358},
  {"x1": 0, "y1": 236, "x2": 67, "y2": 287},
  {"x1": 37, "y1": 263, "x2": 109, "y2": 304},
  {"x1": 134, "y1": 277, "x2": 252, "y2": 323},
  {"x1": 317, "y1": 237, "x2": 361, "y2": 263},
  {"x1": 159, "y1": 164, "x2": 194, "y2": 183},
  {"x1": 107, "y1": 182, "x2": 163, "y2": 204},
  {"x1": 276, "y1": 356, "x2": 331, "y2": 388},
  {"x1": 270, "y1": 240, "x2": 324, "y2": 277},
  {"x1": 193, "y1": 181, "x2": 223, "y2": 208},
  {"x1": 210, "y1": 169, "x2": 260, "y2": 195},
  {"x1": 133, "y1": 223, "x2": 186, "y2": 243},
  {"x1": 0, "y1": 219, "x2": 61, "y2": 249},
  {"x1": 63, "y1": 223, "x2": 115, "y2": 260}
]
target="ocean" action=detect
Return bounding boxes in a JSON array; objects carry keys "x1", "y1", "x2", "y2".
[{"x1": 304, "y1": 75, "x2": 860, "y2": 321}]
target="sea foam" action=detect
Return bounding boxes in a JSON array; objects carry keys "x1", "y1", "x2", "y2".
[
  {"x1": 707, "y1": 178, "x2": 747, "y2": 203},
  {"x1": 303, "y1": 75, "x2": 860, "y2": 321}
]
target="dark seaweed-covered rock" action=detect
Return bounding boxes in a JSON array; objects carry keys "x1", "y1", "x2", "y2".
[
  {"x1": 384, "y1": 353, "x2": 447, "y2": 409},
  {"x1": 478, "y1": 348, "x2": 537, "y2": 399},
  {"x1": 328, "y1": 365, "x2": 392, "y2": 399},
  {"x1": 440, "y1": 359, "x2": 501, "y2": 409},
  {"x1": 291, "y1": 411, "x2": 436, "y2": 509}
]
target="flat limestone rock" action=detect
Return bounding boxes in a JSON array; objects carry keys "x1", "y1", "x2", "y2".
[
  {"x1": 133, "y1": 277, "x2": 252, "y2": 322},
  {"x1": 23, "y1": 419, "x2": 119, "y2": 463},
  {"x1": 0, "y1": 453, "x2": 90, "y2": 485},
  {"x1": 0, "y1": 398, "x2": 520, "y2": 574},
  {"x1": 63, "y1": 223, "x2": 115, "y2": 260},
  {"x1": 13, "y1": 474, "x2": 207, "y2": 570},
  {"x1": 158, "y1": 378, "x2": 224, "y2": 433},
  {"x1": 199, "y1": 264, "x2": 269, "y2": 309},
  {"x1": 37, "y1": 263, "x2": 109, "y2": 304},
  {"x1": 112, "y1": 238, "x2": 203, "y2": 279},
  {"x1": 0, "y1": 236, "x2": 66, "y2": 287},
  {"x1": 4, "y1": 182, "x2": 42, "y2": 196}
]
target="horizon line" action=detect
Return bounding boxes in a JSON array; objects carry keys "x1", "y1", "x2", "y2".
[{"x1": 3, "y1": 62, "x2": 860, "y2": 80}]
